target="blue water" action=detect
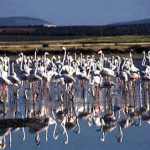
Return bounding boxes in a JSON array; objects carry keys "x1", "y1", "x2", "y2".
[{"x1": 8, "y1": 120, "x2": 150, "y2": 150}]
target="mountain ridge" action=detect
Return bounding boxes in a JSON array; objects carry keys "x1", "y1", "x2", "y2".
[
  {"x1": 108, "y1": 18, "x2": 150, "y2": 26},
  {"x1": 0, "y1": 16, "x2": 55, "y2": 27},
  {"x1": 0, "y1": 16, "x2": 150, "y2": 27}
]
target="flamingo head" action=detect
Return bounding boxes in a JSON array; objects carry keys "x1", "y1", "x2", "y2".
[
  {"x1": 45, "y1": 52, "x2": 49, "y2": 56},
  {"x1": 62, "y1": 47, "x2": 66, "y2": 51}
]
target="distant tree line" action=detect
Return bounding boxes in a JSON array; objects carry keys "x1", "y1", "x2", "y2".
[{"x1": 0, "y1": 23, "x2": 150, "y2": 36}]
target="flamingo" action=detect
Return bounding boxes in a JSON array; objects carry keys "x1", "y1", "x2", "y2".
[
  {"x1": 10, "y1": 111, "x2": 26, "y2": 144},
  {"x1": 52, "y1": 108, "x2": 69, "y2": 144},
  {"x1": 0, "y1": 69, "x2": 12, "y2": 103},
  {"x1": 29, "y1": 116, "x2": 58, "y2": 146},
  {"x1": 115, "y1": 107, "x2": 133, "y2": 142},
  {"x1": 36, "y1": 52, "x2": 49, "y2": 81},
  {"x1": 7, "y1": 62, "x2": 21, "y2": 85},
  {"x1": 96, "y1": 118, "x2": 117, "y2": 142},
  {"x1": 0, "y1": 127, "x2": 12, "y2": 149},
  {"x1": 98, "y1": 50, "x2": 116, "y2": 79},
  {"x1": 118, "y1": 58, "x2": 131, "y2": 91},
  {"x1": 0, "y1": 76, "x2": 12, "y2": 86},
  {"x1": 100, "y1": 67, "x2": 116, "y2": 78},
  {"x1": 27, "y1": 69, "x2": 42, "y2": 83},
  {"x1": 142, "y1": 51, "x2": 150, "y2": 66}
]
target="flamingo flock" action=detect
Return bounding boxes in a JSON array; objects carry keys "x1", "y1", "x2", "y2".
[
  {"x1": 0, "y1": 47, "x2": 150, "y2": 148},
  {"x1": 0, "y1": 47, "x2": 148, "y2": 94}
]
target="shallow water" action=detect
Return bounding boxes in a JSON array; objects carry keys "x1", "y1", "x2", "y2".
[{"x1": 0, "y1": 54, "x2": 150, "y2": 150}]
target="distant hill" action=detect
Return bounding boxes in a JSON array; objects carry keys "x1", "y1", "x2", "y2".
[
  {"x1": 0, "y1": 17, "x2": 150, "y2": 36},
  {"x1": 0, "y1": 16, "x2": 55, "y2": 27},
  {"x1": 109, "y1": 18, "x2": 150, "y2": 26}
]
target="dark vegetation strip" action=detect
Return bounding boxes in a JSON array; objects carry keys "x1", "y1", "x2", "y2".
[
  {"x1": 1, "y1": 23, "x2": 150, "y2": 37},
  {"x1": 0, "y1": 23, "x2": 150, "y2": 55}
]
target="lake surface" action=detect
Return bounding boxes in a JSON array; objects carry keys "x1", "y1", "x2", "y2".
[{"x1": 0, "y1": 53, "x2": 150, "y2": 150}]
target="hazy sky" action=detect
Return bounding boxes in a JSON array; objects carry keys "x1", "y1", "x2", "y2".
[{"x1": 0, "y1": 0, "x2": 149, "y2": 26}]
